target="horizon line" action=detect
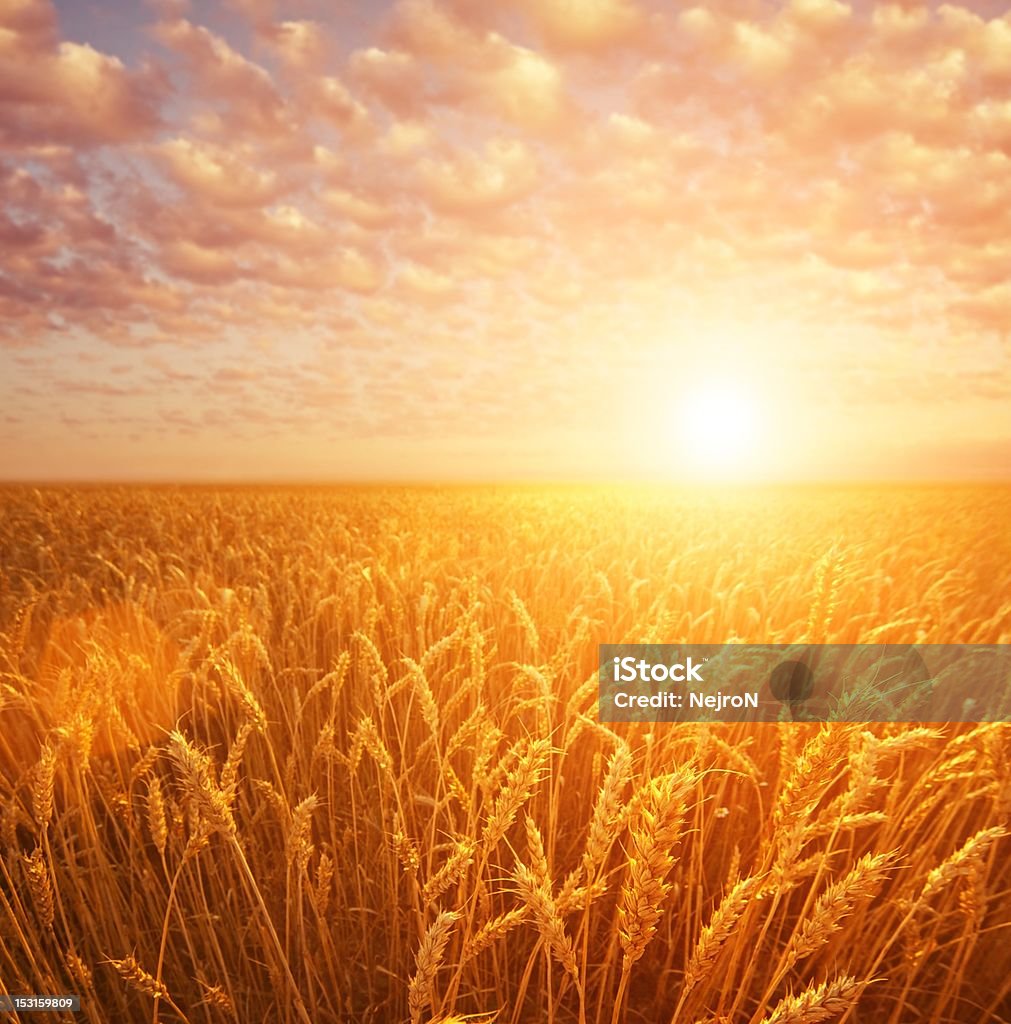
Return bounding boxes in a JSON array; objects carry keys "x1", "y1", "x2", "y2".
[{"x1": 2, "y1": 476, "x2": 1010, "y2": 488}]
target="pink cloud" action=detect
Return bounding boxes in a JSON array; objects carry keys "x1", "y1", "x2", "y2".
[
  {"x1": 0, "y1": 2, "x2": 161, "y2": 145},
  {"x1": 154, "y1": 137, "x2": 287, "y2": 207},
  {"x1": 153, "y1": 17, "x2": 287, "y2": 137},
  {"x1": 3, "y1": 0, "x2": 1011, "y2": 480},
  {"x1": 353, "y1": 0, "x2": 569, "y2": 129},
  {"x1": 417, "y1": 138, "x2": 539, "y2": 214}
]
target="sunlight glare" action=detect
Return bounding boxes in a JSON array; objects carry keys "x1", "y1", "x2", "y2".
[{"x1": 676, "y1": 383, "x2": 763, "y2": 475}]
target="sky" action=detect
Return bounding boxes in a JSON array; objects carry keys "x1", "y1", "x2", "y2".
[{"x1": 0, "y1": 0, "x2": 1009, "y2": 481}]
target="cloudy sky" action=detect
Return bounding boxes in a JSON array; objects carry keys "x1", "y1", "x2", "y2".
[{"x1": 1, "y1": 0, "x2": 1009, "y2": 480}]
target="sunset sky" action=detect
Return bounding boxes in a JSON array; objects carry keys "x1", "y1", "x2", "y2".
[{"x1": 1, "y1": 0, "x2": 1009, "y2": 481}]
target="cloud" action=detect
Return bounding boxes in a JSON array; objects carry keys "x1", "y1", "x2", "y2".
[
  {"x1": 3, "y1": 0, "x2": 1011, "y2": 479},
  {"x1": 509, "y1": 0, "x2": 645, "y2": 51},
  {"x1": 153, "y1": 17, "x2": 286, "y2": 136},
  {"x1": 396, "y1": 263, "x2": 456, "y2": 304},
  {"x1": 0, "y1": 1, "x2": 161, "y2": 145},
  {"x1": 354, "y1": 0, "x2": 568, "y2": 128},
  {"x1": 257, "y1": 249, "x2": 385, "y2": 294},
  {"x1": 305, "y1": 75, "x2": 372, "y2": 135},
  {"x1": 154, "y1": 137, "x2": 286, "y2": 207},
  {"x1": 161, "y1": 240, "x2": 240, "y2": 284},
  {"x1": 323, "y1": 188, "x2": 399, "y2": 229},
  {"x1": 259, "y1": 20, "x2": 327, "y2": 68},
  {"x1": 348, "y1": 47, "x2": 426, "y2": 116},
  {"x1": 0, "y1": 0, "x2": 58, "y2": 53},
  {"x1": 417, "y1": 138, "x2": 539, "y2": 214},
  {"x1": 949, "y1": 284, "x2": 1011, "y2": 330}
]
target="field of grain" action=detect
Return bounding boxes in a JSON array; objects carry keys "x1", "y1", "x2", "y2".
[{"x1": 1, "y1": 484, "x2": 1010, "y2": 1024}]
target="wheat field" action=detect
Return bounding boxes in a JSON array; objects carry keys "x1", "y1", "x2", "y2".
[{"x1": 1, "y1": 484, "x2": 1010, "y2": 1024}]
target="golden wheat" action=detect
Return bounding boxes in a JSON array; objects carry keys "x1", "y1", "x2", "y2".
[
  {"x1": 409, "y1": 909, "x2": 459, "y2": 1023},
  {"x1": 0, "y1": 484, "x2": 1008, "y2": 1023}
]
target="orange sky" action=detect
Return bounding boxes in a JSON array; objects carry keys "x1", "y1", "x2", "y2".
[{"x1": 1, "y1": 0, "x2": 1009, "y2": 481}]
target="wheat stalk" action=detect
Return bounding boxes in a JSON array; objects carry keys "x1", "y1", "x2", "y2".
[
  {"x1": 108, "y1": 954, "x2": 167, "y2": 1000},
  {"x1": 462, "y1": 908, "x2": 527, "y2": 963},
  {"x1": 513, "y1": 859, "x2": 578, "y2": 982},
  {"x1": 147, "y1": 775, "x2": 168, "y2": 857},
  {"x1": 618, "y1": 771, "x2": 693, "y2": 971},
  {"x1": 422, "y1": 839, "x2": 475, "y2": 905},
  {"x1": 409, "y1": 910, "x2": 459, "y2": 1024},
  {"x1": 23, "y1": 848, "x2": 54, "y2": 932},
  {"x1": 784, "y1": 852, "x2": 895, "y2": 968},
  {"x1": 761, "y1": 975, "x2": 861, "y2": 1024},
  {"x1": 682, "y1": 873, "x2": 762, "y2": 995},
  {"x1": 32, "y1": 742, "x2": 57, "y2": 829},
  {"x1": 583, "y1": 740, "x2": 631, "y2": 880},
  {"x1": 166, "y1": 730, "x2": 236, "y2": 838},
  {"x1": 920, "y1": 826, "x2": 1006, "y2": 901},
  {"x1": 483, "y1": 738, "x2": 551, "y2": 847}
]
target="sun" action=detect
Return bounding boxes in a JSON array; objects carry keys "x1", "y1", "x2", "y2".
[{"x1": 675, "y1": 383, "x2": 763, "y2": 475}]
